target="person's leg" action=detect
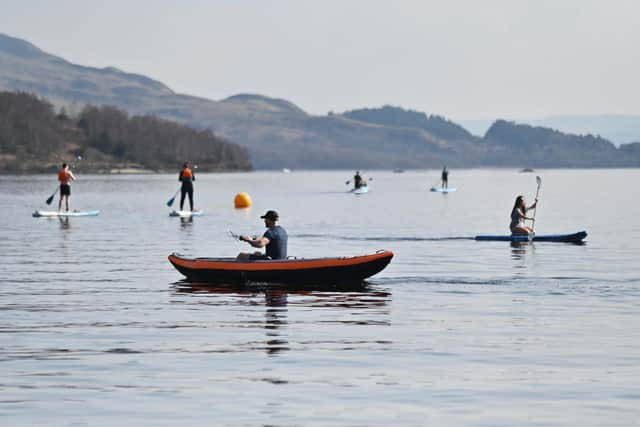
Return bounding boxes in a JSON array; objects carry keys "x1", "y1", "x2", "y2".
[
  {"x1": 58, "y1": 194, "x2": 63, "y2": 211},
  {"x1": 188, "y1": 187, "x2": 194, "y2": 211},
  {"x1": 65, "y1": 195, "x2": 71, "y2": 212},
  {"x1": 511, "y1": 226, "x2": 531, "y2": 236},
  {"x1": 180, "y1": 188, "x2": 186, "y2": 210}
]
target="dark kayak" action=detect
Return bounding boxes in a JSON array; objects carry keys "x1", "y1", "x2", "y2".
[
  {"x1": 475, "y1": 231, "x2": 587, "y2": 243},
  {"x1": 168, "y1": 250, "x2": 394, "y2": 284}
]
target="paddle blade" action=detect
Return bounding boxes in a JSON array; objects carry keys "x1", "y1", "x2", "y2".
[
  {"x1": 166, "y1": 196, "x2": 176, "y2": 207},
  {"x1": 45, "y1": 194, "x2": 55, "y2": 205}
]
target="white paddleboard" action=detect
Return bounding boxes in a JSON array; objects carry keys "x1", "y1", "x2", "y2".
[
  {"x1": 430, "y1": 187, "x2": 457, "y2": 193},
  {"x1": 33, "y1": 210, "x2": 100, "y2": 217},
  {"x1": 169, "y1": 209, "x2": 203, "y2": 217}
]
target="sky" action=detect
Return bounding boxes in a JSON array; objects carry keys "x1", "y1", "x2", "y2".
[{"x1": 1, "y1": 0, "x2": 639, "y2": 122}]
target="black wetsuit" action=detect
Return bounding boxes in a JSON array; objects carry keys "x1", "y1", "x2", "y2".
[
  {"x1": 354, "y1": 174, "x2": 363, "y2": 189},
  {"x1": 179, "y1": 168, "x2": 195, "y2": 210}
]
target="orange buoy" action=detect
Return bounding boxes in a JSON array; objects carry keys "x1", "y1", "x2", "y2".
[{"x1": 234, "y1": 192, "x2": 252, "y2": 208}]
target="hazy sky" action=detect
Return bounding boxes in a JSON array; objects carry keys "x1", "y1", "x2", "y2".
[{"x1": 2, "y1": 0, "x2": 639, "y2": 121}]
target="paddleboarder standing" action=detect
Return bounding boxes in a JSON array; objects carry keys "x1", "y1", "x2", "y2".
[
  {"x1": 238, "y1": 210, "x2": 288, "y2": 260},
  {"x1": 178, "y1": 162, "x2": 195, "y2": 211},
  {"x1": 510, "y1": 195, "x2": 538, "y2": 235},
  {"x1": 441, "y1": 166, "x2": 449, "y2": 189},
  {"x1": 57, "y1": 162, "x2": 76, "y2": 212}
]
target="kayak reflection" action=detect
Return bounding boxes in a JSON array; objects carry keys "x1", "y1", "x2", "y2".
[{"x1": 172, "y1": 282, "x2": 392, "y2": 355}]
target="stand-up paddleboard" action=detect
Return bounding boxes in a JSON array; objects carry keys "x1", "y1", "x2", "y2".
[
  {"x1": 475, "y1": 231, "x2": 587, "y2": 243},
  {"x1": 430, "y1": 187, "x2": 457, "y2": 193},
  {"x1": 33, "y1": 210, "x2": 100, "y2": 217},
  {"x1": 351, "y1": 186, "x2": 369, "y2": 194},
  {"x1": 169, "y1": 209, "x2": 203, "y2": 217}
]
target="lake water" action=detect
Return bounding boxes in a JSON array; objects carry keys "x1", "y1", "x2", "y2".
[{"x1": 1, "y1": 169, "x2": 639, "y2": 426}]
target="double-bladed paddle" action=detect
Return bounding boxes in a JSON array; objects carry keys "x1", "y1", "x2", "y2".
[{"x1": 345, "y1": 177, "x2": 373, "y2": 185}]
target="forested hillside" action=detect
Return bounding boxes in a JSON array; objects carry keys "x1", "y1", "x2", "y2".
[{"x1": 0, "y1": 91, "x2": 252, "y2": 173}]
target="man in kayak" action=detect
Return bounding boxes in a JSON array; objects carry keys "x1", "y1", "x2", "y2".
[
  {"x1": 58, "y1": 162, "x2": 76, "y2": 212},
  {"x1": 238, "y1": 210, "x2": 288, "y2": 260},
  {"x1": 179, "y1": 162, "x2": 195, "y2": 211},
  {"x1": 510, "y1": 195, "x2": 538, "y2": 235},
  {"x1": 354, "y1": 171, "x2": 363, "y2": 189},
  {"x1": 441, "y1": 166, "x2": 449, "y2": 189}
]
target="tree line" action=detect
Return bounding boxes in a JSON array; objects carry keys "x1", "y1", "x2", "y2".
[{"x1": 0, "y1": 91, "x2": 252, "y2": 173}]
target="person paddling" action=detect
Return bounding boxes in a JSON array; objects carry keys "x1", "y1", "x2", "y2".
[
  {"x1": 238, "y1": 210, "x2": 288, "y2": 260},
  {"x1": 178, "y1": 162, "x2": 195, "y2": 211},
  {"x1": 510, "y1": 195, "x2": 538, "y2": 235},
  {"x1": 57, "y1": 162, "x2": 76, "y2": 212},
  {"x1": 441, "y1": 166, "x2": 449, "y2": 189},
  {"x1": 353, "y1": 170, "x2": 364, "y2": 189}
]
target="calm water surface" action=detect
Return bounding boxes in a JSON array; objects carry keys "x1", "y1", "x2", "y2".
[{"x1": 1, "y1": 169, "x2": 639, "y2": 426}]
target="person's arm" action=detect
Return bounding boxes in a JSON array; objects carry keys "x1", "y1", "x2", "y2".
[
  {"x1": 525, "y1": 199, "x2": 538, "y2": 212},
  {"x1": 68, "y1": 171, "x2": 76, "y2": 181},
  {"x1": 178, "y1": 171, "x2": 183, "y2": 182},
  {"x1": 240, "y1": 235, "x2": 270, "y2": 248},
  {"x1": 517, "y1": 208, "x2": 532, "y2": 221}
]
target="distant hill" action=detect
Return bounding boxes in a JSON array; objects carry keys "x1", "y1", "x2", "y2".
[
  {"x1": 483, "y1": 120, "x2": 639, "y2": 167},
  {"x1": 461, "y1": 115, "x2": 640, "y2": 146},
  {"x1": 2, "y1": 32, "x2": 639, "y2": 169},
  {"x1": 530, "y1": 115, "x2": 640, "y2": 146}
]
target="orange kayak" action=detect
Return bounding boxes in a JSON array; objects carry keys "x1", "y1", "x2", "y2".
[{"x1": 168, "y1": 250, "x2": 393, "y2": 284}]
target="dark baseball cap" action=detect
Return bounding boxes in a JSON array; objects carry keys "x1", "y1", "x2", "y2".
[{"x1": 260, "y1": 210, "x2": 279, "y2": 220}]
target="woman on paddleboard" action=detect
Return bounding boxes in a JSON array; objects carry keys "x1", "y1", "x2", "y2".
[
  {"x1": 510, "y1": 195, "x2": 538, "y2": 235},
  {"x1": 58, "y1": 163, "x2": 76, "y2": 212},
  {"x1": 178, "y1": 162, "x2": 195, "y2": 211}
]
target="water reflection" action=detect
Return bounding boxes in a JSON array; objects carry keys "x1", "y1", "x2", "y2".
[
  {"x1": 58, "y1": 216, "x2": 70, "y2": 230},
  {"x1": 264, "y1": 289, "x2": 289, "y2": 356},
  {"x1": 179, "y1": 216, "x2": 193, "y2": 227},
  {"x1": 172, "y1": 282, "x2": 392, "y2": 355},
  {"x1": 510, "y1": 241, "x2": 538, "y2": 276}
]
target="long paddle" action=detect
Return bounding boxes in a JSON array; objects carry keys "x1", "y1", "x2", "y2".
[
  {"x1": 530, "y1": 175, "x2": 542, "y2": 234},
  {"x1": 166, "y1": 188, "x2": 180, "y2": 207}
]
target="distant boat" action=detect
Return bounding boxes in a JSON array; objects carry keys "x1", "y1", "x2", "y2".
[
  {"x1": 520, "y1": 168, "x2": 535, "y2": 173},
  {"x1": 393, "y1": 168, "x2": 405, "y2": 173},
  {"x1": 282, "y1": 168, "x2": 291, "y2": 173}
]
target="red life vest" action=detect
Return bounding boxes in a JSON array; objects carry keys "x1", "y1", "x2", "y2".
[
  {"x1": 58, "y1": 169, "x2": 71, "y2": 184},
  {"x1": 181, "y1": 168, "x2": 193, "y2": 179}
]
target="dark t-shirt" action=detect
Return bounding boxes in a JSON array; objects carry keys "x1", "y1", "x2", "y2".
[{"x1": 263, "y1": 226, "x2": 288, "y2": 259}]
